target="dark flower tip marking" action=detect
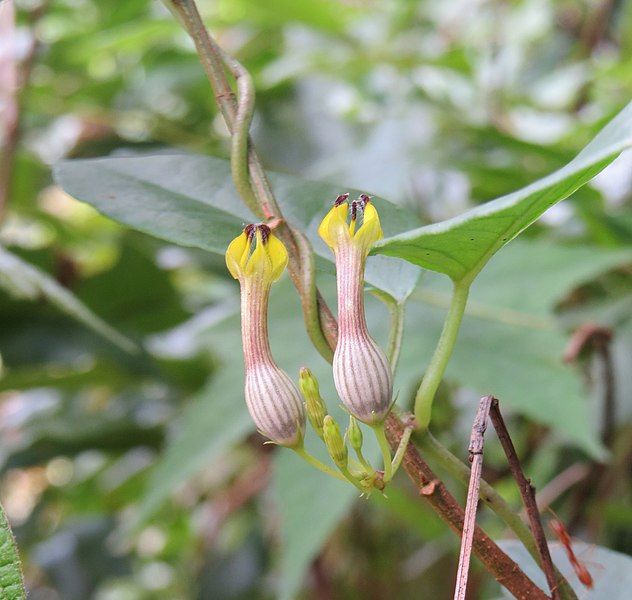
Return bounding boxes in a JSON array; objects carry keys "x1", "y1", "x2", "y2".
[{"x1": 244, "y1": 223, "x2": 271, "y2": 243}]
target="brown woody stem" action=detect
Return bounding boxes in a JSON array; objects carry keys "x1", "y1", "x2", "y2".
[
  {"x1": 384, "y1": 414, "x2": 549, "y2": 600},
  {"x1": 489, "y1": 399, "x2": 561, "y2": 600}
]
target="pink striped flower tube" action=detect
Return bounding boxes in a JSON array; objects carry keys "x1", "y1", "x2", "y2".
[
  {"x1": 226, "y1": 224, "x2": 305, "y2": 447},
  {"x1": 318, "y1": 194, "x2": 393, "y2": 425}
]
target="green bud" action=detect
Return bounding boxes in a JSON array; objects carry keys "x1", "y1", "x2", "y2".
[
  {"x1": 323, "y1": 415, "x2": 347, "y2": 469},
  {"x1": 347, "y1": 415, "x2": 363, "y2": 451},
  {"x1": 299, "y1": 367, "x2": 327, "y2": 437}
]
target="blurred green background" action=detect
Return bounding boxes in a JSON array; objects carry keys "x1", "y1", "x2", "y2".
[{"x1": 1, "y1": 0, "x2": 631, "y2": 598}]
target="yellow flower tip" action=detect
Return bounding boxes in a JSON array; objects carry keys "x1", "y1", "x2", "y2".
[
  {"x1": 225, "y1": 223, "x2": 288, "y2": 282},
  {"x1": 318, "y1": 193, "x2": 383, "y2": 254}
]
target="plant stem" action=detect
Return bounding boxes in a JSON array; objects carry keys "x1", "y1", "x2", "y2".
[
  {"x1": 164, "y1": 0, "x2": 336, "y2": 361},
  {"x1": 339, "y1": 465, "x2": 368, "y2": 493},
  {"x1": 454, "y1": 396, "x2": 492, "y2": 600},
  {"x1": 373, "y1": 424, "x2": 393, "y2": 482},
  {"x1": 373, "y1": 290, "x2": 405, "y2": 373},
  {"x1": 415, "y1": 279, "x2": 470, "y2": 429},
  {"x1": 419, "y1": 430, "x2": 578, "y2": 600},
  {"x1": 390, "y1": 423, "x2": 413, "y2": 477},
  {"x1": 292, "y1": 446, "x2": 347, "y2": 482},
  {"x1": 354, "y1": 447, "x2": 373, "y2": 473},
  {"x1": 488, "y1": 399, "x2": 561, "y2": 600},
  {"x1": 384, "y1": 414, "x2": 549, "y2": 599}
]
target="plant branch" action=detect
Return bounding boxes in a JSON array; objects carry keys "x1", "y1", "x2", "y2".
[
  {"x1": 292, "y1": 446, "x2": 347, "y2": 483},
  {"x1": 415, "y1": 279, "x2": 470, "y2": 429},
  {"x1": 488, "y1": 399, "x2": 561, "y2": 600},
  {"x1": 419, "y1": 430, "x2": 578, "y2": 600},
  {"x1": 384, "y1": 413, "x2": 549, "y2": 600},
  {"x1": 454, "y1": 395, "x2": 492, "y2": 600},
  {"x1": 166, "y1": 5, "x2": 572, "y2": 595},
  {"x1": 372, "y1": 289, "x2": 406, "y2": 372},
  {"x1": 164, "y1": 0, "x2": 336, "y2": 361}
]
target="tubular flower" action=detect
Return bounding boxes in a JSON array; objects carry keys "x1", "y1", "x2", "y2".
[
  {"x1": 318, "y1": 194, "x2": 393, "y2": 425},
  {"x1": 226, "y1": 224, "x2": 305, "y2": 447}
]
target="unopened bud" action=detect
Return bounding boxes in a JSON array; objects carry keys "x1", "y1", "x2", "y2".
[
  {"x1": 347, "y1": 415, "x2": 363, "y2": 451},
  {"x1": 299, "y1": 367, "x2": 327, "y2": 437},
  {"x1": 323, "y1": 415, "x2": 347, "y2": 468}
]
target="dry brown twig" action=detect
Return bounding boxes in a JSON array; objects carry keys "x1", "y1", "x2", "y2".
[
  {"x1": 453, "y1": 395, "x2": 493, "y2": 600},
  {"x1": 489, "y1": 398, "x2": 561, "y2": 600}
]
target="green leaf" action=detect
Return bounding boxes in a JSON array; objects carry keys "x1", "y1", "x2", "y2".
[
  {"x1": 53, "y1": 154, "x2": 420, "y2": 300},
  {"x1": 0, "y1": 504, "x2": 26, "y2": 600},
  {"x1": 498, "y1": 539, "x2": 632, "y2": 598},
  {"x1": 0, "y1": 246, "x2": 137, "y2": 354},
  {"x1": 372, "y1": 101, "x2": 632, "y2": 283},
  {"x1": 404, "y1": 240, "x2": 632, "y2": 456},
  {"x1": 273, "y1": 451, "x2": 357, "y2": 600},
  {"x1": 132, "y1": 370, "x2": 254, "y2": 530}
]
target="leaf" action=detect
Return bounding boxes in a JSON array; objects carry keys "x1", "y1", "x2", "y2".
[
  {"x1": 497, "y1": 539, "x2": 632, "y2": 599},
  {"x1": 372, "y1": 101, "x2": 632, "y2": 283},
  {"x1": 0, "y1": 504, "x2": 26, "y2": 600},
  {"x1": 402, "y1": 240, "x2": 632, "y2": 456},
  {"x1": 0, "y1": 246, "x2": 137, "y2": 354},
  {"x1": 273, "y1": 451, "x2": 357, "y2": 600},
  {"x1": 131, "y1": 370, "x2": 254, "y2": 530},
  {"x1": 53, "y1": 154, "x2": 420, "y2": 300}
]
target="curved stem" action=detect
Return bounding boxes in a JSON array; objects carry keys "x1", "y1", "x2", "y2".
[
  {"x1": 354, "y1": 447, "x2": 373, "y2": 473},
  {"x1": 373, "y1": 290, "x2": 405, "y2": 373},
  {"x1": 415, "y1": 280, "x2": 470, "y2": 430},
  {"x1": 419, "y1": 431, "x2": 578, "y2": 600},
  {"x1": 291, "y1": 225, "x2": 336, "y2": 361},
  {"x1": 373, "y1": 424, "x2": 393, "y2": 482},
  {"x1": 390, "y1": 424, "x2": 413, "y2": 477},
  {"x1": 221, "y1": 50, "x2": 261, "y2": 218},
  {"x1": 292, "y1": 447, "x2": 347, "y2": 482},
  {"x1": 164, "y1": 0, "x2": 336, "y2": 361},
  {"x1": 339, "y1": 465, "x2": 368, "y2": 493}
]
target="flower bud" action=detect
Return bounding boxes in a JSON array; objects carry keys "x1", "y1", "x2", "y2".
[
  {"x1": 323, "y1": 415, "x2": 347, "y2": 469},
  {"x1": 299, "y1": 367, "x2": 327, "y2": 438},
  {"x1": 318, "y1": 194, "x2": 393, "y2": 425},
  {"x1": 226, "y1": 224, "x2": 305, "y2": 447},
  {"x1": 347, "y1": 415, "x2": 363, "y2": 451}
]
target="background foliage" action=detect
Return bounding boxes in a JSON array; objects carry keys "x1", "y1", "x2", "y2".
[{"x1": 1, "y1": 0, "x2": 632, "y2": 598}]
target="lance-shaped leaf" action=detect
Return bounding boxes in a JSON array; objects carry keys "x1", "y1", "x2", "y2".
[
  {"x1": 0, "y1": 246, "x2": 137, "y2": 353},
  {"x1": 53, "y1": 155, "x2": 420, "y2": 301},
  {"x1": 372, "y1": 102, "x2": 632, "y2": 283}
]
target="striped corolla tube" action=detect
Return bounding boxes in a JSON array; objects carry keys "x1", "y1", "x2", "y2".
[
  {"x1": 225, "y1": 224, "x2": 305, "y2": 447},
  {"x1": 318, "y1": 194, "x2": 393, "y2": 425}
]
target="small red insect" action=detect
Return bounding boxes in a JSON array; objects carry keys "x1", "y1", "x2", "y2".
[{"x1": 549, "y1": 518, "x2": 594, "y2": 589}]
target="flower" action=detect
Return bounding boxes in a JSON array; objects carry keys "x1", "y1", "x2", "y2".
[
  {"x1": 226, "y1": 224, "x2": 305, "y2": 447},
  {"x1": 318, "y1": 194, "x2": 393, "y2": 425}
]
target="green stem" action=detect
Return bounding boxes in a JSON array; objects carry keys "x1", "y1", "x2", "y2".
[
  {"x1": 373, "y1": 290, "x2": 406, "y2": 373},
  {"x1": 354, "y1": 447, "x2": 373, "y2": 473},
  {"x1": 390, "y1": 425, "x2": 413, "y2": 478},
  {"x1": 164, "y1": 0, "x2": 336, "y2": 362},
  {"x1": 222, "y1": 50, "x2": 262, "y2": 219},
  {"x1": 415, "y1": 279, "x2": 470, "y2": 429},
  {"x1": 339, "y1": 465, "x2": 368, "y2": 493},
  {"x1": 292, "y1": 447, "x2": 347, "y2": 482},
  {"x1": 419, "y1": 431, "x2": 578, "y2": 600},
  {"x1": 373, "y1": 424, "x2": 393, "y2": 482}
]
